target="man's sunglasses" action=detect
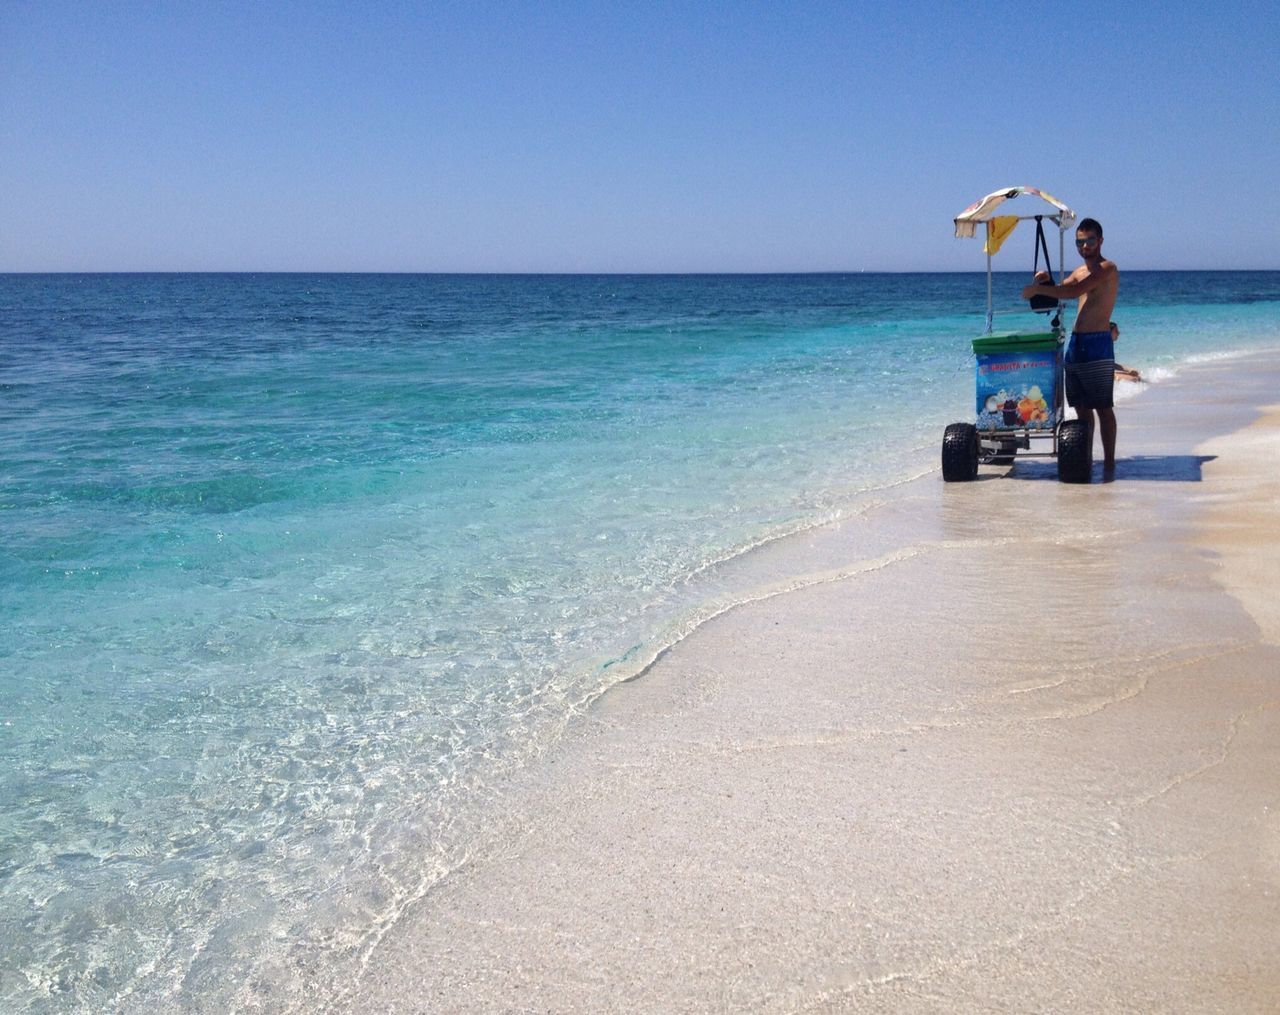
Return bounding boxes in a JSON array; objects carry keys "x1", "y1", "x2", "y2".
[{"x1": 1075, "y1": 236, "x2": 1101, "y2": 247}]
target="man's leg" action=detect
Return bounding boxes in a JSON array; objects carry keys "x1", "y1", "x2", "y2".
[
  {"x1": 1096, "y1": 407, "x2": 1117, "y2": 465},
  {"x1": 1078, "y1": 407, "x2": 1096, "y2": 447}
]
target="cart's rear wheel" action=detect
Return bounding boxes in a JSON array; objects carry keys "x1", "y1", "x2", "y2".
[
  {"x1": 942, "y1": 422, "x2": 979, "y2": 482},
  {"x1": 1057, "y1": 419, "x2": 1092, "y2": 483}
]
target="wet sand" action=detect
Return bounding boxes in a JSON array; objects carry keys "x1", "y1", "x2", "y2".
[{"x1": 343, "y1": 351, "x2": 1280, "y2": 1013}]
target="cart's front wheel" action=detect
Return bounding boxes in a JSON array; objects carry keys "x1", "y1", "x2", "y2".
[
  {"x1": 942, "y1": 422, "x2": 979, "y2": 482},
  {"x1": 1057, "y1": 419, "x2": 1092, "y2": 483}
]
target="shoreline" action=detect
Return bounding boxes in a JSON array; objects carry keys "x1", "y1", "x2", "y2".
[
  {"x1": 579, "y1": 343, "x2": 1270, "y2": 700},
  {"x1": 342, "y1": 353, "x2": 1278, "y2": 1010}
]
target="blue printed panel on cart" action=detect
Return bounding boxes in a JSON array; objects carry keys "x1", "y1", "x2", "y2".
[{"x1": 974, "y1": 345, "x2": 1062, "y2": 431}]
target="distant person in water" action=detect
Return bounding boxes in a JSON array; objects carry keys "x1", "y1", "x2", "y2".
[
  {"x1": 1023, "y1": 217, "x2": 1120, "y2": 468},
  {"x1": 1110, "y1": 321, "x2": 1142, "y2": 381}
]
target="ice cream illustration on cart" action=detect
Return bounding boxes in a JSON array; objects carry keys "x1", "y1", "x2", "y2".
[{"x1": 983, "y1": 385, "x2": 1049, "y2": 427}]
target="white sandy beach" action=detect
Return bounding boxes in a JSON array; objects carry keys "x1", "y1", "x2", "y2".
[{"x1": 336, "y1": 351, "x2": 1280, "y2": 1014}]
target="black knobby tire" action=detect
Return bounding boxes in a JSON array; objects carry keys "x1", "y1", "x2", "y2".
[
  {"x1": 942, "y1": 422, "x2": 979, "y2": 482},
  {"x1": 1057, "y1": 419, "x2": 1092, "y2": 483}
]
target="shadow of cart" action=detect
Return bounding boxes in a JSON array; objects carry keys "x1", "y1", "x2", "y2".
[{"x1": 1003, "y1": 454, "x2": 1218, "y2": 482}]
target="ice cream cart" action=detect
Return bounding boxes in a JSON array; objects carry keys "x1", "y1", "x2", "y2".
[{"x1": 941, "y1": 186, "x2": 1092, "y2": 483}]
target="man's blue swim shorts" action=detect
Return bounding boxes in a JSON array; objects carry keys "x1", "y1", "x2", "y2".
[{"x1": 1064, "y1": 330, "x2": 1115, "y2": 409}]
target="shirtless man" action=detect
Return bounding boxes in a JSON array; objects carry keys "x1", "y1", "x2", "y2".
[{"x1": 1022, "y1": 218, "x2": 1119, "y2": 467}]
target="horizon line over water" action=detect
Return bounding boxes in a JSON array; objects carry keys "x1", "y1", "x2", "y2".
[
  {"x1": 8, "y1": 267, "x2": 1280, "y2": 276},
  {"x1": 2, "y1": 271, "x2": 1279, "y2": 1010}
]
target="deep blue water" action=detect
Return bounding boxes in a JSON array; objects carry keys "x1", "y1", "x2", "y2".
[{"x1": 2, "y1": 271, "x2": 1278, "y2": 1010}]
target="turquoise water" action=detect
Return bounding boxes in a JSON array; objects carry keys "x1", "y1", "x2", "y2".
[{"x1": 2, "y1": 272, "x2": 1278, "y2": 1009}]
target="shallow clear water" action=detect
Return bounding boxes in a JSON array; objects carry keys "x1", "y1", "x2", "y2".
[{"x1": 2, "y1": 271, "x2": 1278, "y2": 1009}]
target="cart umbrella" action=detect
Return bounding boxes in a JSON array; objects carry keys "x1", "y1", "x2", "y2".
[
  {"x1": 953, "y1": 186, "x2": 1076, "y2": 237},
  {"x1": 953, "y1": 186, "x2": 1078, "y2": 333}
]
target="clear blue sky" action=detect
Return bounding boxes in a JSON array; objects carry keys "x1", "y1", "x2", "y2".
[{"x1": 2, "y1": 0, "x2": 1275, "y2": 272}]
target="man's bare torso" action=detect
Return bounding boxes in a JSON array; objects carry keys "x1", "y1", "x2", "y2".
[{"x1": 1069, "y1": 258, "x2": 1119, "y2": 333}]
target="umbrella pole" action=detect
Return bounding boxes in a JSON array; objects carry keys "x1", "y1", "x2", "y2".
[{"x1": 985, "y1": 249, "x2": 993, "y2": 333}]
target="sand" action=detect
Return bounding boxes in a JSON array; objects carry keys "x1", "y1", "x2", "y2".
[
  {"x1": 1197, "y1": 405, "x2": 1280, "y2": 645},
  {"x1": 340, "y1": 351, "x2": 1280, "y2": 1014}
]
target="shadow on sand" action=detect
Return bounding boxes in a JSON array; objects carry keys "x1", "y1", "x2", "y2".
[{"x1": 1003, "y1": 454, "x2": 1218, "y2": 483}]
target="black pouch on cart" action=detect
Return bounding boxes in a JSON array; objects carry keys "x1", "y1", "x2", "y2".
[{"x1": 1028, "y1": 216, "x2": 1059, "y2": 313}]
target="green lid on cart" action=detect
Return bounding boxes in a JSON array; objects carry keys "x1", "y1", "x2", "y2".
[{"x1": 971, "y1": 331, "x2": 1061, "y2": 354}]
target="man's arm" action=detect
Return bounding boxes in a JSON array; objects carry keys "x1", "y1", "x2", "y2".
[{"x1": 1022, "y1": 260, "x2": 1115, "y2": 300}]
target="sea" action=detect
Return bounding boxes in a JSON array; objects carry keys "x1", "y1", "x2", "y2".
[{"x1": 2, "y1": 271, "x2": 1278, "y2": 1011}]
